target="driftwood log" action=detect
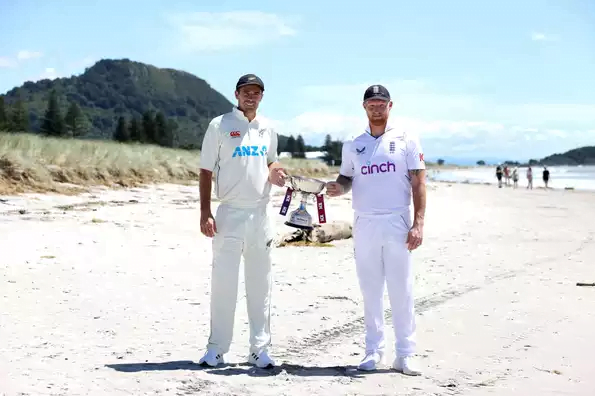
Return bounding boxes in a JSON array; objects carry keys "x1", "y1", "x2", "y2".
[{"x1": 276, "y1": 221, "x2": 353, "y2": 246}]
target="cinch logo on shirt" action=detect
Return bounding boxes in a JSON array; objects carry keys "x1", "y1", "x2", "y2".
[
  {"x1": 230, "y1": 130, "x2": 241, "y2": 138},
  {"x1": 361, "y1": 161, "x2": 396, "y2": 175},
  {"x1": 232, "y1": 145, "x2": 268, "y2": 157}
]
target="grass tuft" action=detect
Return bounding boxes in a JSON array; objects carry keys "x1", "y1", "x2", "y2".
[{"x1": 0, "y1": 132, "x2": 335, "y2": 195}]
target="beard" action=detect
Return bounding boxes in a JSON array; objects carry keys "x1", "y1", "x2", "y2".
[{"x1": 369, "y1": 114, "x2": 388, "y2": 126}]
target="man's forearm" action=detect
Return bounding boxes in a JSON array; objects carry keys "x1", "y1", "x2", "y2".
[
  {"x1": 336, "y1": 174, "x2": 353, "y2": 193},
  {"x1": 409, "y1": 169, "x2": 426, "y2": 227},
  {"x1": 199, "y1": 169, "x2": 213, "y2": 212},
  {"x1": 412, "y1": 183, "x2": 426, "y2": 227}
]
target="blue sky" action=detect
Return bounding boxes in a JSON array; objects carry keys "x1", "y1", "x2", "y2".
[{"x1": 1, "y1": 0, "x2": 594, "y2": 161}]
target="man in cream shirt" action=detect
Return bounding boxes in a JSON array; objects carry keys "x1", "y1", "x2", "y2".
[
  {"x1": 198, "y1": 74, "x2": 285, "y2": 369},
  {"x1": 326, "y1": 84, "x2": 427, "y2": 375}
]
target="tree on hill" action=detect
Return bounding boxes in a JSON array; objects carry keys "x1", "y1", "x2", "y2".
[
  {"x1": 155, "y1": 111, "x2": 174, "y2": 147},
  {"x1": 40, "y1": 90, "x2": 65, "y2": 137},
  {"x1": 64, "y1": 102, "x2": 90, "y2": 137},
  {"x1": 285, "y1": 135, "x2": 297, "y2": 156},
  {"x1": 113, "y1": 116, "x2": 129, "y2": 142},
  {"x1": 437, "y1": 159, "x2": 445, "y2": 165},
  {"x1": 322, "y1": 136, "x2": 343, "y2": 166},
  {"x1": 10, "y1": 96, "x2": 29, "y2": 133},
  {"x1": 476, "y1": 160, "x2": 486, "y2": 166},
  {"x1": 128, "y1": 117, "x2": 142, "y2": 142},
  {"x1": 323, "y1": 134, "x2": 332, "y2": 153},
  {"x1": 0, "y1": 96, "x2": 7, "y2": 131},
  {"x1": 294, "y1": 135, "x2": 306, "y2": 158},
  {"x1": 142, "y1": 110, "x2": 157, "y2": 144}
]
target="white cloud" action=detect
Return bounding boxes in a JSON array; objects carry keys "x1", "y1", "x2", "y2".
[
  {"x1": 531, "y1": 32, "x2": 559, "y2": 42},
  {"x1": 166, "y1": 11, "x2": 297, "y2": 51},
  {"x1": 0, "y1": 50, "x2": 43, "y2": 68},
  {"x1": 23, "y1": 56, "x2": 97, "y2": 83},
  {"x1": 16, "y1": 50, "x2": 43, "y2": 60},
  {"x1": 37, "y1": 67, "x2": 59, "y2": 80}
]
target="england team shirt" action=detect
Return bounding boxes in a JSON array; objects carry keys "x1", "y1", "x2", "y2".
[
  {"x1": 200, "y1": 107, "x2": 278, "y2": 208},
  {"x1": 339, "y1": 124, "x2": 425, "y2": 215}
]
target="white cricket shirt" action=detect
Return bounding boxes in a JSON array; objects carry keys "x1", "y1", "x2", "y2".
[
  {"x1": 339, "y1": 123, "x2": 425, "y2": 216},
  {"x1": 200, "y1": 107, "x2": 279, "y2": 208}
]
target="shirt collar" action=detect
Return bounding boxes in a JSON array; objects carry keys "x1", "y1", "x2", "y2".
[
  {"x1": 232, "y1": 106, "x2": 261, "y2": 125},
  {"x1": 364, "y1": 121, "x2": 403, "y2": 138}
]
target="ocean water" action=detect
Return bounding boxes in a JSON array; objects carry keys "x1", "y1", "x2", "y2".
[{"x1": 428, "y1": 165, "x2": 595, "y2": 191}]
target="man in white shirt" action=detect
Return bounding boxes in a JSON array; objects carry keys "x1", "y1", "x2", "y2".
[
  {"x1": 198, "y1": 74, "x2": 286, "y2": 369},
  {"x1": 326, "y1": 85, "x2": 426, "y2": 375}
]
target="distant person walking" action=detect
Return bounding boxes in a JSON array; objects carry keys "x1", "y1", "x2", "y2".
[
  {"x1": 496, "y1": 165, "x2": 503, "y2": 188},
  {"x1": 503, "y1": 166, "x2": 510, "y2": 186},
  {"x1": 542, "y1": 166, "x2": 550, "y2": 188},
  {"x1": 526, "y1": 166, "x2": 533, "y2": 189},
  {"x1": 512, "y1": 167, "x2": 519, "y2": 189}
]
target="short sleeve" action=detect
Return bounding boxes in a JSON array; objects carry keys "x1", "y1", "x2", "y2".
[
  {"x1": 339, "y1": 140, "x2": 355, "y2": 177},
  {"x1": 268, "y1": 129, "x2": 279, "y2": 164},
  {"x1": 405, "y1": 132, "x2": 426, "y2": 170},
  {"x1": 199, "y1": 120, "x2": 221, "y2": 172}
]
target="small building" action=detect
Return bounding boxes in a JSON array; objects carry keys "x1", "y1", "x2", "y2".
[{"x1": 279, "y1": 151, "x2": 326, "y2": 161}]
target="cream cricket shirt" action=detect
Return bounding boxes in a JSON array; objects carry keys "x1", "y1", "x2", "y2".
[
  {"x1": 200, "y1": 107, "x2": 279, "y2": 208},
  {"x1": 339, "y1": 124, "x2": 425, "y2": 216}
]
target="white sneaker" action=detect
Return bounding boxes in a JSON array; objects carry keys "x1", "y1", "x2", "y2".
[
  {"x1": 357, "y1": 351, "x2": 384, "y2": 371},
  {"x1": 248, "y1": 350, "x2": 276, "y2": 368},
  {"x1": 393, "y1": 356, "x2": 422, "y2": 376},
  {"x1": 198, "y1": 349, "x2": 224, "y2": 367}
]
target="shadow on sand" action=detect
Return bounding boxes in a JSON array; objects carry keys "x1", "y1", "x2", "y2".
[{"x1": 105, "y1": 360, "x2": 393, "y2": 378}]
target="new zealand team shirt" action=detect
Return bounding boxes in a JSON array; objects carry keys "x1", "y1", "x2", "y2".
[
  {"x1": 200, "y1": 107, "x2": 278, "y2": 208},
  {"x1": 339, "y1": 124, "x2": 425, "y2": 215}
]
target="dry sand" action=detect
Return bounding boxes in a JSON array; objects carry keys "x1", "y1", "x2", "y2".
[{"x1": 1, "y1": 180, "x2": 594, "y2": 396}]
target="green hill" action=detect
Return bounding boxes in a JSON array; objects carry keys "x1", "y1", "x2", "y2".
[
  {"x1": 528, "y1": 146, "x2": 595, "y2": 166},
  {"x1": 0, "y1": 58, "x2": 289, "y2": 150}
]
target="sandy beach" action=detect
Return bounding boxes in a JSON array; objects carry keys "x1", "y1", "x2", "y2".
[{"x1": 1, "y1": 180, "x2": 594, "y2": 396}]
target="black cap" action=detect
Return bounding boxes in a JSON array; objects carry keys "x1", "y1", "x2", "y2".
[
  {"x1": 363, "y1": 84, "x2": 390, "y2": 102},
  {"x1": 236, "y1": 74, "x2": 265, "y2": 91}
]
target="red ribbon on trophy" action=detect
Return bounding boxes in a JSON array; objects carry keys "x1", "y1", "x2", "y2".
[
  {"x1": 279, "y1": 187, "x2": 293, "y2": 216},
  {"x1": 316, "y1": 194, "x2": 326, "y2": 224}
]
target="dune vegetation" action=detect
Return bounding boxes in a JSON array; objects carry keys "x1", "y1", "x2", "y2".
[{"x1": 0, "y1": 132, "x2": 334, "y2": 195}]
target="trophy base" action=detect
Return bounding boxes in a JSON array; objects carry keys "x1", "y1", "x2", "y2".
[
  {"x1": 284, "y1": 221, "x2": 314, "y2": 231},
  {"x1": 285, "y1": 207, "x2": 314, "y2": 230}
]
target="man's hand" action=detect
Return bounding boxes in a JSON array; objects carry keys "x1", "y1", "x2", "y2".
[
  {"x1": 268, "y1": 167, "x2": 286, "y2": 187},
  {"x1": 406, "y1": 224, "x2": 423, "y2": 251},
  {"x1": 325, "y1": 181, "x2": 345, "y2": 197},
  {"x1": 200, "y1": 210, "x2": 217, "y2": 238}
]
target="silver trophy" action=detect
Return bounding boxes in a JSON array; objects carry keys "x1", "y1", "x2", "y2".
[{"x1": 279, "y1": 176, "x2": 327, "y2": 230}]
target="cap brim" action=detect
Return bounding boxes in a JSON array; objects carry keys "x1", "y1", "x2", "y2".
[
  {"x1": 364, "y1": 95, "x2": 390, "y2": 102},
  {"x1": 236, "y1": 83, "x2": 264, "y2": 91}
]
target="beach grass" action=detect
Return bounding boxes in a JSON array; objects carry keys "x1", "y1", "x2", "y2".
[{"x1": 0, "y1": 132, "x2": 335, "y2": 195}]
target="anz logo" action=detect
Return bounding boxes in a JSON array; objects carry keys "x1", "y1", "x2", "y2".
[{"x1": 232, "y1": 145, "x2": 268, "y2": 158}]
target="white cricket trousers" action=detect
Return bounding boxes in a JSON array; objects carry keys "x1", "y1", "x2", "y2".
[
  {"x1": 353, "y1": 211, "x2": 416, "y2": 358},
  {"x1": 206, "y1": 203, "x2": 274, "y2": 355}
]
